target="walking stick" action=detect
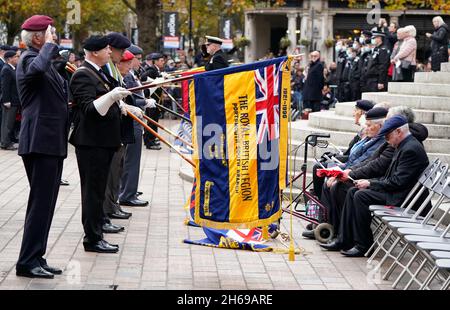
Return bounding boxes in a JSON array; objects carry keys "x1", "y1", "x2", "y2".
[
  {"x1": 142, "y1": 114, "x2": 193, "y2": 149},
  {"x1": 126, "y1": 110, "x2": 196, "y2": 168}
]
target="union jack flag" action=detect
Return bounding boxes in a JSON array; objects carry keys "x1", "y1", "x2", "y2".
[{"x1": 255, "y1": 63, "x2": 282, "y2": 144}]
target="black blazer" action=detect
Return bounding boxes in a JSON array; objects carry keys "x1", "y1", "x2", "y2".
[
  {"x1": 0, "y1": 64, "x2": 20, "y2": 106},
  {"x1": 349, "y1": 142, "x2": 395, "y2": 180},
  {"x1": 69, "y1": 61, "x2": 123, "y2": 148},
  {"x1": 205, "y1": 50, "x2": 229, "y2": 71},
  {"x1": 369, "y1": 135, "x2": 429, "y2": 206},
  {"x1": 16, "y1": 43, "x2": 69, "y2": 157}
]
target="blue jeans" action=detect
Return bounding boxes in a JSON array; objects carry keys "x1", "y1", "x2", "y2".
[{"x1": 292, "y1": 91, "x2": 303, "y2": 111}]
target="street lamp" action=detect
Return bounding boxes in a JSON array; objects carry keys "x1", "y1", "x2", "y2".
[{"x1": 189, "y1": 0, "x2": 193, "y2": 50}]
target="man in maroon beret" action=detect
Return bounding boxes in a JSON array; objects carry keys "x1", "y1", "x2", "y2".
[{"x1": 15, "y1": 15, "x2": 69, "y2": 279}]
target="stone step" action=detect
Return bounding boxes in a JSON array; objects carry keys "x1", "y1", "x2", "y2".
[
  {"x1": 290, "y1": 119, "x2": 450, "y2": 155},
  {"x1": 441, "y1": 62, "x2": 450, "y2": 72},
  {"x1": 335, "y1": 101, "x2": 450, "y2": 125},
  {"x1": 308, "y1": 110, "x2": 450, "y2": 139},
  {"x1": 415, "y1": 71, "x2": 450, "y2": 84},
  {"x1": 362, "y1": 92, "x2": 450, "y2": 111},
  {"x1": 388, "y1": 82, "x2": 450, "y2": 97}
]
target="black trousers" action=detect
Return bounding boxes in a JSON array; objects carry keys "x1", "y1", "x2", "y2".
[
  {"x1": 337, "y1": 187, "x2": 388, "y2": 251},
  {"x1": 143, "y1": 107, "x2": 160, "y2": 145},
  {"x1": 17, "y1": 154, "x2": 64, "y2": 269},
  {"x1": 320, "y1": 181, "x2": 353, "y2": 236},
  {"x1": 103, "y1": 145, "x2": 126, "y2": 217},
  {"x1": 75, "y1": 146, "x2": 116, "y2": 243},
  {"x1": 303, "y1": 100, "x2": 321, "y2": 112}
]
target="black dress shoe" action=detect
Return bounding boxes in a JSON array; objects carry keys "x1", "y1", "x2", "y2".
[
  {"x1": 16, "y1": 266, "x2": 54, "y2": 279},
  {"x1": 102, "y1": 223, "x2": 125, "y2": 233},
  {"x1": 146, "y1": 142, "x2": 162, "y2": 150},
  {"x1": 83, "y1": 240, "x2": 119, "y2": 253},
  {"x1": 119, "y1": 199, "x2": 149, "y2": 207},
  {"x1": 60, "y1": 179, "x2": 70, "y2": 186},
  {"x1": 319, "y1": 240, "x2": 343, "y2": 251},
  {"x1": 340, "y1": 246, "x2": 366, "y2": 257},
  {"x1": 302, "y1": 229, "x2": 316, "y2": 239},
  {"x1": 108, "y1": 210, "x2": 132, "y2": 220},
  {"x1": 136, "y1": 191, "x2": 143, "y2": 197},
  {"x1": 41, "y1": 263, "x2": 63, "y2": 275}
]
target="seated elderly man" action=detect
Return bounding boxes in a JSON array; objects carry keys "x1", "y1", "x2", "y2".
[
  {"x1": 311, "y1": 99, "x2": 374, "y2": 200},
  {"x1": 320, "y1": 115, "x2": 429, "y2": 257},
  {"x1": 303, "y1": 107, "x2": 388, "y2": 239}
]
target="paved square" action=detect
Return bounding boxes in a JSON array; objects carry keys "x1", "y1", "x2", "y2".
[{"x1": 0, "y1": 120, "x2": 403, "y2": 290}]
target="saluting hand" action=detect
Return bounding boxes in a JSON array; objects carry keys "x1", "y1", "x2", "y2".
[{"x1": 45, "y1": 25, "x2": 55, "y2": 44}]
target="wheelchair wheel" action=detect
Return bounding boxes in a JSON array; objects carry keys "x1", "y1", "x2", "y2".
[{"x1": 314, "y1": 223, "x2": 334, "y2": 244}]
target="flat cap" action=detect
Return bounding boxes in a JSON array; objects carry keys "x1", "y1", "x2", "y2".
[
  {"x1": 127, "y1": 44, "x2": 143, "y2": 56},
  {"x1": 366, "y1": 107, "x2": 388, "y2": 120},
  {"x1": 106, "y1": 32, "x2": 131, "y2": 49},
  {"x1": 378, "y1": 115, "x2": 408, "y2": 136},
  {"x1": 355, "y1": 100, "x2": 375, "y2": 112},
  {"x1": 372, "y1": 31, "x2": 386, "y2": 38},
  {"x1": 0, "y1": 45, "x2": 11, "y2": 51},
  {"x1": 146, "y1": 52, "x2": 163, "y2": 61},
  {"x1": 83, "y1": 35, "x2": 109, "y2": 52},
  {"x1": 205, "y1": 35, "x2": 223, "y2": 45},
  {"x1": 21, "y1": 15, "x2": 53, "y2": 31},
  {"x1": 121, "y1": 50, "x2": 135, "y2": 62},
  {"x1": 4, "y1": 50, "x2": 17, "y2": 59}
]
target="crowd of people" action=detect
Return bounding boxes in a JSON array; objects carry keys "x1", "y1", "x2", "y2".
[
  {"x1": 301, "y1": 99, "x2": 431, "y2": 257},
  {"x1": 2, "y1": 13, "x2": 230, "y2": 279},
  {"x1": 289, "y1": 16, "x2": 449, "y2": 118}
]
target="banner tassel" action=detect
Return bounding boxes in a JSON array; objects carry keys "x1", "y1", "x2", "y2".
[{"x1": 262, "y1": 226, "x2": 269, "y2": 240}]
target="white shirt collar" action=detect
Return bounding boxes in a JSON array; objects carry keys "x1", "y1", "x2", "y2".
[{"x1": 85, "y1": 59, "x2": 102, "y2": 71}]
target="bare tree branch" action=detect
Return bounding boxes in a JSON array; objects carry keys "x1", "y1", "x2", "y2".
[{"x1": 122, "y1": 0, "x2": 137, "y2": 13}]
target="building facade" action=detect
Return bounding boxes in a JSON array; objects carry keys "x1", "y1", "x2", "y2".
[{"x1": 245, "y1": 0, "x2": 450, "y2": 64}]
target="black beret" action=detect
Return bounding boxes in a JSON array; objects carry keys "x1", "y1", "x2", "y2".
[
  {"x1": 83, "y1": 35, "x2": 109, "y2": 52},
  {"x1": 366, "y1": 107, "x2": 388, "y2": 120},
  {"x1": 362, "y1": 30, "x2": 372, "y2": 37},
  {"x1": 4, "y1": 50, "x2": 17, "y2": 59},
  {"x1": 128, "y1": 44, "x2": 143, "y2": 55},
  {"x1": 106, "y1": 32, "x2": 131, "y2": 49},
  {"x1": 9, "y1": 46, "x2": 19, "y2": 52},
  {"x1": 355, "y1": 100, "x2": 375, "y2": 112},
  {"x1": 0, "y1": 45, "x2": 11, "y2": 51},
  {"x1": 146, "y1": 52, "x2": 163, "y2": 61}
]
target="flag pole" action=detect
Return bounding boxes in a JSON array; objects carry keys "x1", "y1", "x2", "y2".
[
  {"x1": 142, "y1": 114, "x2": 193, "y2": 149},
  {"x1": 127, "y1": 75, "x2": 194, "y2": 93},
  {"x1": 126, "y1": 111, "x2": 196, "y2": 168}
]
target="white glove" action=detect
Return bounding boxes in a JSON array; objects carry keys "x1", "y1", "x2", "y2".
[
  {"x1": 119, "y1": 101, "x2": 144, "y2": 120},
  {"x1": 145, "y1": 98, "x2": 157, "y2": 109},
  {"x1": 161, "y1": 72, "x2": 170, "y2": 79},
  {"x1": 94, "y1": 87, "x2": 131, "y2": 116},
  {"x1": 149, "y1": 77, "x2": 165, "y2": 96},
  {"x1": 3, "y1": 102, "x2": 11, "y2": 109}
]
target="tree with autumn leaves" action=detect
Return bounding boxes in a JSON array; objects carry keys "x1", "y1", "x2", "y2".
[{"x1": 0, "y1": 0, "x2": 448, "y2": 53}]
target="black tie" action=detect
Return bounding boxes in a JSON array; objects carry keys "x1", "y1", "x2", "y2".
[{"x1": 98, "y1": 69, "x2": 109, "y2": 82}]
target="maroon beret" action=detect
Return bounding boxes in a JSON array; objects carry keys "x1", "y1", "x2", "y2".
[{"x1": 21, "y1": 15, "x2": 54, "y2": 31}]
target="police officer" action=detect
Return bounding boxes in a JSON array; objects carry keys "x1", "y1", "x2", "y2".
[
  {"x1": 335, "y1": 40, "x2": 348, "y2": 102},
  {"x1": 15, "y1": 15, "x2": 69, "y2": 278},
  {"x1": 363, "y1": 31, "x2": 390, "y2": 93},
  {"x1": 204, "y1": 36, "x2": 229, "y2": 71}
]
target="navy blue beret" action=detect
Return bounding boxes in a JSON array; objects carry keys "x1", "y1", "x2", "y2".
[
  {"x1": 146, "y1": 52, "x2": 163, "y2": 61},
  {"x1": 378, "y1": 115, "x2": 408, "y2": 136},
  {"x1": 4, "y1": 50, "x2": 17, "y2": 59},
  {"x1": 128, "y1": 44, "x2": 143, "y2": 56},
  {"x1": 83, "y1": 35, "x2": 109, "y2": 51},
  {"x1": 355, "y1": 100, "x2": 375, "y2": 112},
  {"x1": 366, "y1": 107, "x2": 388, "y2": 120},
  {"x1": 0, "y1": 45, "x2": 11, "y2": 51},
  {"x1": 106, "y1": 32, "x2": 131, "y2": 49}
]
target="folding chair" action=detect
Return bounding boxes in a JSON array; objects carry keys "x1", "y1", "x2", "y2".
[
  {"x1": 366, "y1": 159, "x2": 441, "y2": 255},
  {"x1": 388, "y1": 178, "x2": 450, "y2": 289},
  {"x1": 365, "y1": 161, "x2": 445, "y2": 263}
]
